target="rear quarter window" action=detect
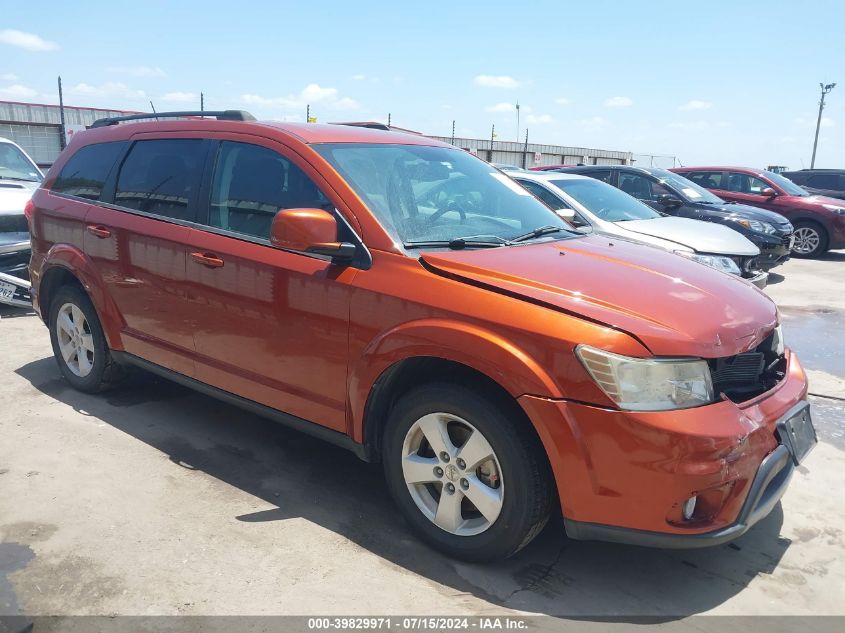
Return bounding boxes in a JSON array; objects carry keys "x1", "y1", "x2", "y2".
[
  {"x1": 114, "y1": 139, "x2": 206, "y2": 221},
  {"x1": 51, "y1": 141, "x2": 126, "y2": 200}
]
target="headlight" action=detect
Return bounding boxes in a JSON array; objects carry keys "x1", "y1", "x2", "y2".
[
  {"x1": 576, "y1": 345, "x2": 714, "y2": 411},
  {"x1": 731, "y1": 217, "x2": 777, "y2": 234},
  {"x1": 772, "y1": 324, "x2": 785, "y2": 355},
  {"x1": 822, "y1": 204, "x2": 845, "y2": 215},
  {"x1": 674, "y1": 250, "x2": 741, "y2": 275}
]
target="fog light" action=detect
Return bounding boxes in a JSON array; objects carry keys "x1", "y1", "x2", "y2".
[{"x1": 682, "y1": 496, "x2": 697, "y2": 521}]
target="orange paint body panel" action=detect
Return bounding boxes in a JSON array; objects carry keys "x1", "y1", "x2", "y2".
[{"x1": 28, "y1": 118, "x2": 811, "y2": 547}]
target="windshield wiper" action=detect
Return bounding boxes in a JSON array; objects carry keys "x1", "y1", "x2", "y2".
[
  {"x1": 404, "y1": 235, "x2": 511, "y2": 250},
  {"x1": 0, "y1": 176, "x2": 39, "y2": 183},
  {"x1": 510, "y1": 225, "x2": 564, "y2": 243}
]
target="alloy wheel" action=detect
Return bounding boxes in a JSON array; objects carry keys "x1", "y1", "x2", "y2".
[
  {"x1": 55, "y1": 302, "x2": 95, "y2": 378},
  {"x1": 792, "y1": 226, "x2": 821, "y2": 255},
  {"x1": 401, "y1": 412, "x2": 504, "y2": 536}
]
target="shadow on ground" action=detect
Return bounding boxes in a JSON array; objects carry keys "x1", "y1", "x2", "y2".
[{"x1": 15, "y1": 357, "x2": 792, "y2": 620}]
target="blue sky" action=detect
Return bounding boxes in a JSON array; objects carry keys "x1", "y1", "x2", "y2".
[{"x1": 2, "y1": 0, "x2": 844, "y2": 168}]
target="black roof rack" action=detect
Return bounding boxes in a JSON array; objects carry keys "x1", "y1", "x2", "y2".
[
  {"x1": 332, "y1": 121, "x2": 391, "y2": 131},
  {"x1": 89, "y1": 110, "x2": 256, "y2": 129}
]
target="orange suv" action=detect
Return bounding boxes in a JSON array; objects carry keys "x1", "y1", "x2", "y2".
[{"x1": 27, "y1": 111, "x2": 816, "y2": 561}]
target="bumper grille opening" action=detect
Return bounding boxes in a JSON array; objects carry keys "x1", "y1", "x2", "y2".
[{"x1": 708, "y1": 330, "x2": 786, "y2": 402}]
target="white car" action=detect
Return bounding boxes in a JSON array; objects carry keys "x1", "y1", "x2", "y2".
[
  {"x1": 0, "y1": 137, "x2": 41, "y2": 305},
  {"x1": 512, "y1": 171, "x2": 767, "y2": 287}
]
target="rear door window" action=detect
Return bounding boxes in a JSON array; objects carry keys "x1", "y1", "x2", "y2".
[
  {"x1": 205, "y1": 141, "x2": 332, "y2": 240},
  {"x1": 807, "y1": 173, "x2": 842, "y2": 189},
  {"x1": 114, "y1": 139, "x2": 206, "y2": 221},
  {"x1": 683, "y1": 171, "x2": 723, "y2": 189},
  {"x1": 52, "y1": 141, "x2": 126, "y2": 201}
]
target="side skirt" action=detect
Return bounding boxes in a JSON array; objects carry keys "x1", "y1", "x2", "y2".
[{"x1": 111, "y1": 351, "x2": 370, "y2": 462}]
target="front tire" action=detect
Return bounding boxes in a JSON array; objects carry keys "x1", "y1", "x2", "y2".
[
  {"x1": 48, "y1": 285, "x2": 123, "y2": 393},
  {"x1": 791, "y1": 221, "x2": 828, "y2": 258},
  {"x1": 382, "y1": 384, "x2": 553, "y2": 562}
]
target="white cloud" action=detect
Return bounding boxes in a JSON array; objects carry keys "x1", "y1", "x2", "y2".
[
  {"x1": 554, "y1": 97, "x2": 571, "y2": 106},
  {"x1": 0, "y1": 84, "x2": 37, "y2": 99},
  {"x1": 351, "y1": 74, "x2": 366, "y2": 81},
  {"x1": 485, "y1": 102, "x2": 516, "y2": 113},
  {"x1": 0, "y1": 72, "x2": 18, "y2": 81},
  {"x1": 473, "y1": 74, "x2": 523, "y2": 89},
  {"x1": 241, "y1": 83, "x2": 358, "y2": 112},
  {"x1": 526, "y1": 114, "x2": 555, "y2": 124},
  {"x1": 794, "y1": 116, "x2": 834, "y2": 129},
  {"x1": 678, "y1": 100, "x2": 713, "y2": 111},
  {"x1": 604, "y1": 96, "x2": 632, "y2": 107},
  {"x1": 0, "y1": 29, "x2": 59, "y2": 52},
  {"x1": 668, "y1": 120, "x2": 729, "y2": 130},
  {"x1": 579, "y1": 116, "x2": 608, "y2": 129},
  {"x1": 107, "y1": 65, "x2": 166, "y2": 78},
  {"x1": 161, "y1": 91, "x2": 198, "y2": 103},
  {"x1": 67, "y1": 82, "x2": 146, "y2": 101}
]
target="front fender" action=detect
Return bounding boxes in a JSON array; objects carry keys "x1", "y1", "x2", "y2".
[
  {"x1": 37, "y1": 243, "x2": 125, "y2": 349},
  {"x1": 348, "y1": 318, "x2": 563, "y2": 444}
]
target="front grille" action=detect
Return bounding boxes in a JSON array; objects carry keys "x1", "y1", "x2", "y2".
[{"x1": 708, "y1": 331, "x2": 786, "y2": 402}]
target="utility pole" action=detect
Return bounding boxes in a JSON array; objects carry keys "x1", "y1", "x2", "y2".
[
  {"x1": 515, "y1": 101, "x2": 520, "y2": 142},
  {"x1": 522, "y1": 127, "x2": 529, "y2": 168},
  {"x1": 490, "y1": 124, "x2": 495, "y2": 162},
  {"x1": 387, "y1": 112, "x2": 391, "y2": 128},
  {"x1": 306, "y1": 104, "x2": 310, "y2": 123},
  {"x1": 57, "y1": 76, "x2": 66, "y2": 150},
  {"x1": 811, "y1": 82, "x2": 836, "y2": 168},
  {"x1": 450, "y1": 120, "x2": 455, "y2": 145},
  {"x1": 200, "y1": 92, "x2": 204, "y2": 111}
]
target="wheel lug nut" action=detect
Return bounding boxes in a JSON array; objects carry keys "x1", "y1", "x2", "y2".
[
  {"x1": 460, "y1": 478, "x2": 469, "y2": 490},
  {"x1": 446, "y1": 483, "x2": 455, "y2": 494},
  {"x1": 456, "y1": 458, "x2": 466, "y2": 470},
  {"x1": 434, "y1": 466, "x2": 444, "y2": 477},
  {"x1": 439, "y1": 452, "x2": 450, "y2": 463}
]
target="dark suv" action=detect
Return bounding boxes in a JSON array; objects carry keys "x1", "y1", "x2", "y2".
[
  {"x1": 782, "y1": 169, "x2": 845, "y2": 200},
  {"x1": 553, "y1": 165, "x2": 793, "y2": 270},
  {"x1": 672, "y1": 166, "x2": 845, "y2": 258}
]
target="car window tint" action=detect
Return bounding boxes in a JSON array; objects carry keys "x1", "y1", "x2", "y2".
[
  {"x1": 114, "y1": 139, "x2": 204, "y2": 220},
  {"x1": 807, "y1": 174, "x2": 840, "y2": 189},
  {"x1": 617, "y1": 172, "x2": 653, "y2": 199},
  {"x1": 684, "y1": 171, "x2": 722, "y2": 189},
  {"x1": 207, "y1": 141, "x2": 332, "y2": 240},
  {"x1": 52, "y1": 141, "x2": 125, "y2": 200},
  {"x1": 726, "y1": 172, "x2": 769, "y2": 195},
  {"x1": 518, "y1": 179, "x2": 568, "y2": 209}
]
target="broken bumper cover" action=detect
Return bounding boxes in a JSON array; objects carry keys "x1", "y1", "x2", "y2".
[{"x1": 563, "y1": 442, "x2": 793, "y2": 548}]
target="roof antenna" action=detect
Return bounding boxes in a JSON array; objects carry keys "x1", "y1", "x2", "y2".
[{"x1": 149, "y1": 100, "x2": 158, "y2": 119}]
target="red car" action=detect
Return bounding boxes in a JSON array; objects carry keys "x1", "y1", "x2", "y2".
[
  {"x1": 27, "y1": 111, "x2": 814, "y2": 561},
  {"x1": 672, "y1": 166, "x2": 845, "y2": 258}
]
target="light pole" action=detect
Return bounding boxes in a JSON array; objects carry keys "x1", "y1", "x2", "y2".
[
  {"x1": 811, "y1": 82, "x2": 836, "y2": 168},
  {"x1": 515, "y1": 101, "x2": 520, "y2": 142}
]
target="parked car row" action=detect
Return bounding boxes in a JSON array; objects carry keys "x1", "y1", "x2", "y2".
[{"x1": 24, "y1": 110, "x2": 816, "y2": 561}]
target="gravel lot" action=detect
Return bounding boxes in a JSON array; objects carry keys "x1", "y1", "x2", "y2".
[{"x1": 1, "y1": 253, "x2": 844, "y2": 623}]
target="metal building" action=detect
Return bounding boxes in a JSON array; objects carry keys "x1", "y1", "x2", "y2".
[
  {"x1": 429, "y1": 136, "x2": 632, "y2": 168},
  {"x1": 1, "y1": 101, "x2": 633, "y2": 169},
  {"x1": 0, "y1": 101, "x2": 137, "y2": 167}
]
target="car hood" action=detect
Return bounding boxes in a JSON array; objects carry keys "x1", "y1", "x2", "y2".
[
  {"x1": 697, "y1": 201, "x2": 792, "y2": 227},
  {"x1": 616, "y1": 216, "x2": 759, "y2": 256},
  {"x1": 420, "y1": 236, "x2": 777, "y2": 358},
  {"x1": 0, "y1": 180, "x2": 38, "y2": 215}
]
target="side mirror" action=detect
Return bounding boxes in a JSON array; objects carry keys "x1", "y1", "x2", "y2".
[
  {"x1": 270, "y1": 208, "x2": 356, "y2": 261},
  {"x1": 760, "y1": 187, "x2": 778, "y2": 198},
  {"x1": 556, "y1": 208, "x2": 576, "y2": 221},
  {"x1": 655, "y1": 194, "x2": 683, "y2": 207}
]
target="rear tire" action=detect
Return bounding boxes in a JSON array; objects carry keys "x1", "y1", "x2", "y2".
[
  {"x1": 382, "y1": 383, "x2": 553, "y2": 562},
  {"x1": 48, "y1": 285, "x2": 123, "y2": 393},
  {"x1": 791, "y1": 221, "x2": 828, "y2": 258}
]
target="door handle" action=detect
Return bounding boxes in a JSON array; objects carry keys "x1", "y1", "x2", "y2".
[
  {"x1": 86, "y1": 224, "x2": 112, "y2": 239},
  {"x1": 191, "y1": 251, "x2": 225, "y2": 268}
]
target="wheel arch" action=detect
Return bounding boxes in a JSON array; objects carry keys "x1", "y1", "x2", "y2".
[{"x1": 37, "y1": 244, "x2": 124, "y2": 349}]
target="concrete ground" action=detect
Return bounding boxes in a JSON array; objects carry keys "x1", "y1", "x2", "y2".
[{"x1": 1, "y1": 253, "x2": 844, "y2": 622}]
